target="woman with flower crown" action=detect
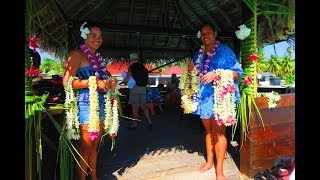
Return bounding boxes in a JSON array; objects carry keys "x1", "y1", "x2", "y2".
[
  {"x1": 62, "y1": 22, "x2": 117, "y2": 180},
  {"x1": 185, "y1": 23, "x2": 243, "y2": 180}
]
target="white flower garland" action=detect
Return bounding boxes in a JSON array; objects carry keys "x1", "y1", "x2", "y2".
[
  {"x1": 88, "y1": 76, "x2": 100, "y2": 140},
  {"x1": 104, "y1": 89, "x2": 119, "y2": 137},
  {"x1": 257, "y1": 91, "x2": 281, "y2": 109},
  {"x1": 64, "y1": 76, "x2": 120, "y2": 141},
  {"x1": 213, "y1": 69, "x2": 237, "y2": 126},
  {"x1": 179, "y1": 63, "x2": 200, "y2": 114},
  {"x1": 64, "y1": 76, "x2": 80, "y2": 140}
]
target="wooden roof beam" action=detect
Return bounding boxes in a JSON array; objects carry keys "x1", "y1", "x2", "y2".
[
  {"x1": 173, "y1": 0, "x2": 195, "y2": 55},
  {"x1": 70, "y1": 1, "x2": 94, "y2": 19},
  {"x1": 79, "y1": 0, "x2": 106, "y2": 21},
  {"x1": 129, "y1": 0, "x2": 135, "y2": 24},
  {"x1": 33, "y1": 20, "x2": 66, "y2": 51},
  {"x1": 178, "y1": 0, "x2": 203, "y2": 27},
  {"x1": 199, "y1": 0, "x2": 234, "y2": 29},
  {"x1": 102, "y1": 45, "x2": 193, "y2": 53},
  {"x1": 70, "y1": 21, "x2": 233, "y2": 38},
  {"x1": 172, "y1": 1, "x2": 190, "y2": 29},
  {"x1": 144, "y1": 0, "x2": 150, "y2": 25}
]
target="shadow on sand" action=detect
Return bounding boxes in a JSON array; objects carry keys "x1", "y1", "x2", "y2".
[{"x1": 97, "y1": 107, "x2": 240, "y2": 179}]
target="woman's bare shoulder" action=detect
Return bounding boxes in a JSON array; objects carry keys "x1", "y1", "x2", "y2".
[{"x1": 68, "y1": 49, "x2": 82, "y2": 58}]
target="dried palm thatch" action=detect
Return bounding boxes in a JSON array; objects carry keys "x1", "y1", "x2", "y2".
[{"x1": 28, "y1": 0, "x2": 243, "y2": 62}]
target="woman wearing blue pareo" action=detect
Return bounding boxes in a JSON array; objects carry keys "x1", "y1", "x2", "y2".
[
  {"x1": 62, "y1": 22, "x2": 117, "y2": 180},
  {"x1": 187, "y1": 23, "x2": 243, "y2": 180}
]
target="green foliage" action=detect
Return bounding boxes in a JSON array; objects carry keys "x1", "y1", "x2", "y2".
[
  {"x1": 256, "y1": 48, "x2": 267, "y2": 73},
  {"x1": 236, "y1": 16, "x2": 264, "y2": 145},
  {"x1": 265, "y1": 55, "x2": 282, "y2": 77},
  {"x1": 40, "y1": 58, "x2": 64, "y2": 74},
  {"x1": 256, "y1": 0, "x2": 295, "y2": 47},
  {"x1": 279, "y1": 55, "x2": 295, "y2": 78},
  {"x1": 237, "y1": 0, "x2": 294, "y2": 146},
  {"x1": 284, "y1": 72, "x2": 295, "y2": 85}
]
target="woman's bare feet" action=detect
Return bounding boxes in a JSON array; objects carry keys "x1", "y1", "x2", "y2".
[{"x1": 199, "y1": 162, "x2": 213, "y2": 173}]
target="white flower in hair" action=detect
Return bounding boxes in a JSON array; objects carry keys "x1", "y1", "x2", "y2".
[
  {"x1": 197, "y1": 31, "x2": 201, "y2": 38},
  {"x1": 80, "y1": 22, "x2": 90, "y2": 39},
  {"x1": 235, "y1": 24, "x2": 251, "y2": 40}
]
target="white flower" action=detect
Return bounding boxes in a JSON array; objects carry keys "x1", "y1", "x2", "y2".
[
  {"x1": 179, "y1": 63, "x2": 201, "y2": 114},
  {"x1": 88, "y1": 76, "x2": 100, "y2": 133},
  {"x1": 235, "y1": 24, "x2": 251, "y2": 40},
  {"x1": 213, "y1": 69, "x2": 237, "y2": 126},
  {"x1": 257, "y1": 91, "x2": 281, "y2": 109},
  {"x1": 64, "y1": 76, "x2": 80, "y2": 140},
  {"x1": 197, "y1": 31, "x2": 201, "y2": 38},
  {"x1": 80, "y1": 22, "x2": 90, "y2": 39},
  {"x1": 104, "y1": 89, "x2": 120, "y2": 137}
]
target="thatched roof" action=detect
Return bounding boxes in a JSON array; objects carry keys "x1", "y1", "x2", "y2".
[
  {"x1": 28, "y1": 0, "x2": 243, "y2": 62},
  {"x1": 28, "y1": 0, "x2": 294, "y2": 63}
]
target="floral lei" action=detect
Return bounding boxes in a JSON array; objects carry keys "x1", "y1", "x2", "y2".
[
  {"x1": 213, "y1": 69, "x2": 237, "y2": 126},
  {"x1": 195, "y1": 40, "x2": 220, "y2": 77},
  {"x1": 80, "y1": 44, "x2": 109, "y2": 92},
  {"x1": 257, "y1": 91, "x2": 281, "y2": 109},
  {"x1": 179, "y1": 41, "x2": 220, "y2": 114},
  {"x1": 64, "y1": 76, "x2": 120, "y2": 141},
  {"x1": 88, "y1": 76, "x2": 100, "y2": 140},
  {"x1": 179, "y1": 64, "x2": 200, "y2": 114},
  {"x1": 64, "y1": 76, "x2": 80, "y2": 140},
  {"x1": 104, "y1": 89, "x2": 119, "y2": 139},
  {"x1": 179, "y1": 42, "x2": 237, "y2": 126}
]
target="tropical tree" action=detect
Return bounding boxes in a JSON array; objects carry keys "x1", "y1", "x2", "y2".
[
  {"x1": 265, "y1": 55, "x2": 282, "y2": 77},
  {"x1": 256, "y1": 48, "x2": 268, "y2": 73},
  {"x1": 40, "y1": 58, "x2": 64, "y2": 74},
  {"x1": 279, "y1": 55, "x2": 295, "y2": 78},
  {"x1": 286, "y1": 46, "x2": 294, "y2": 56},
  {"x1": 284, "y1": 72, "x2": 295, "y2": 85}
]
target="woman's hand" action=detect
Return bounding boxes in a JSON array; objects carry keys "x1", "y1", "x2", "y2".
[
  {"x1": 97, "y1": 79, "x2": 109, "y2": 91},
  {"x1": 187, "y1": 60, "x2": 194, "y2": 72},
  {"x1": 201, "y1": 71, "x2": 216, "y2": 84},
  {"x1": 109, "y1": 78, "x2": 118, "y2": 89}
]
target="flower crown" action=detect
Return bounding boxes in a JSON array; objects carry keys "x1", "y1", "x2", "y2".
[
  {"x1": 80, "y1": 22, "x2": 90, "y2": 39},
  {"x1": 197, "y1": 31, "x2": 201, "y2": 38}
]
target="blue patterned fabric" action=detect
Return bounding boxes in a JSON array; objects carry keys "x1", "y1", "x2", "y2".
[
  {"x1": 146, "y1": 87, "x2": 165, "y2": 103},
  {"x1": 76, "y1": 66, "x2": 106, "y2": 124},
  {"x1": 191, "y1": 44, "x2": 243, "y2": 119}
]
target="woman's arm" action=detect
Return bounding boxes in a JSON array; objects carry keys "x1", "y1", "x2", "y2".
[
  {"x1": 62, "y1": 50, "x2": 108, "y2": 90},
  {"x1": 62, "y1": 50, "x2": 86, "y2": 89}
]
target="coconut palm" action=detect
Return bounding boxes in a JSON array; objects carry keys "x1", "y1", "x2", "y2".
[
  {"x1": 256, "y1": 48, "x2": 267, "y2": 73},
  {"x1": 279, "y1": 55, "x2": 295, "y2": 78},
  {"x1": 286, "y1": 46, "x2": 294, "y2": 56},
  {"x1": 265, "y1": 55, "x2": 282, "y2": 77}
]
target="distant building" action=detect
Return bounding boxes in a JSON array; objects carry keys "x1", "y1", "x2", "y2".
[{"x1": 257, "y1": 72, "x2": 277, "y2": 86}]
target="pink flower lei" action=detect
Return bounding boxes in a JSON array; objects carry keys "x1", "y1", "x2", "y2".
[
  {"x1": 80, "y1": 44, "x2": 109, "y2": 92},
  {"x1": 195, "y1": 40, "x2": 220, "y2": 77}
]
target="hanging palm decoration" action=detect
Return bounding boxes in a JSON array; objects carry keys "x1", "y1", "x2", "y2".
[
  {"x1": 25, "y1": 1, "x2": 85, "y2": 179},
  {"x1": 235, "y1": 0, "x2": 294, "y2": 146}
]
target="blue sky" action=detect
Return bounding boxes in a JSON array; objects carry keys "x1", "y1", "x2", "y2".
[
  {"x1": 262, "y1": 41, "x2": 295, "y2": 59},
  {"x1": 39, "y1": 50, "x2": 59, "y2": 62}
]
